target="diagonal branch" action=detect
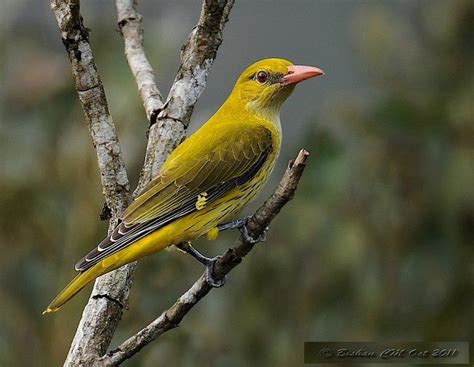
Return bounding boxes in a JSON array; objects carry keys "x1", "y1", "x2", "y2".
[
  {"x1": 115, "y1": 0, "x2": 235, "y2": 196},
  {"x1": 136, "y1": 0, "x2": 235, "y2": 194},
  {"x1": 116, "y1": 0, "x2": 164, "y2": 122},
  {"x1": 99, "y1": 149, "x2": 310, "y2": 366},
  {"x1": 50, "y1": 0, "x2": 133, "y2": 365}
]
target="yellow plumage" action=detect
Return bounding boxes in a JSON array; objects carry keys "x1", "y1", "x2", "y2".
[{"x1": 44, "y1": 58, "x2": 323, "y2": 313}]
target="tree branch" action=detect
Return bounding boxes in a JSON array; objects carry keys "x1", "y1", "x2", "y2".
[
  {"x1": 116, "y1": 0, "x2": 164, "y2": 122},
  {"x1": 50, "y1": 1, "x2": 133, "y2": 364},
  {"x1": 100, "y1": 149, "x2": 310, "y2": 366},
  {"x1": 51, "y1": 0, "x2": 130, "y2": 219},
  {"x1": 136, "y1": 0, "x2": 235, "y2": 194}
]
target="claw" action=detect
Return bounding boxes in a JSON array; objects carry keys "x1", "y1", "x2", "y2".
[
  {"x1": 205, "y1": 257, "x2": 226, "y2": 288},
  {"x1": 238, "y1": 220, "x2": 268, "y2": 244},
  {"x1": 259, "y1": 226, "x2": 269, "y2": 242}
]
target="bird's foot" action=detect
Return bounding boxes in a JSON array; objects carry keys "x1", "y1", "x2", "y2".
[
  {"x1": 218, "y1": 216, "x2": 268, "y2": 244},
  {"x1": 204, "y1": 256, "x2": 226, "y2": 288},
  {"x1": 238, "y1": 221, "x2": 268, "y2": 244},
  {"x1": 176, "y1": 242, "x2": 226, "y2": 288}
]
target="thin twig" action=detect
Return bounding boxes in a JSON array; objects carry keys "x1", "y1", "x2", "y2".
[
  {"x1": 99, "y1": 149, "x2": 310, "y2": 366},
  {"x1": 50, "y1": 0, "x2": 133, "y2": 364},
  {"x1": 116, "y1": 0, "x2": 164, "y2": 122}
]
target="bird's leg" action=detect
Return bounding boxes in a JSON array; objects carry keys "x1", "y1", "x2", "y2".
[
  {"x1": 175, "y1": 242, "x2": 226, "y2": 288},
  {"x1": 217, "y1": 216, "x2": 269, "y2": 244},
  {"x1": 216, "y1": 216, "x2": 249, "y2": 231}
]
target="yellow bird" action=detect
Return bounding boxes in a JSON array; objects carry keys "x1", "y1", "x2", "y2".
[{"x1": 44, "y1": 58, "x2": 323, "y2": 314}]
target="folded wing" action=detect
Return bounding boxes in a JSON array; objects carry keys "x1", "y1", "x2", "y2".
[{"x1": 75, "y1": 124, "x2": 272, "y2": 272}]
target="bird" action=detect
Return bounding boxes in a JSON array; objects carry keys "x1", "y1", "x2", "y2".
[{"x1": 43, "y1": 58, "x2": 324, "y2": 314}]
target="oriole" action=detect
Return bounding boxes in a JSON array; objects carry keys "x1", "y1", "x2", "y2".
[{"x1": 44, "y1": 58, "x2": 323, "y2": 313}]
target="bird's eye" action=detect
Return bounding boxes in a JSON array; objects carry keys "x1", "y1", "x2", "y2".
[{"x1": 255, "y1": 70, "x2": 268, "y2": 83}]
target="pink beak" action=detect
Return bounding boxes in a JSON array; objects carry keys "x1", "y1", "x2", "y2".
[{"x1": 281, "y1": 65, "x2": 324, "y2": 86}]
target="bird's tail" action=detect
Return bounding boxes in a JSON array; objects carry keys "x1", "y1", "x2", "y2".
[
  {"x1": 43, "y1": 227, "x2": 172, "y2": 314},
  {"x1": 43, "y1": 267, "x2": 100, "y2": 314}
]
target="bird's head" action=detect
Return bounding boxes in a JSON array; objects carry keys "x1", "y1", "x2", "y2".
[{"x1": 230, "y1": 58, "x2": 324, "y2": 115}]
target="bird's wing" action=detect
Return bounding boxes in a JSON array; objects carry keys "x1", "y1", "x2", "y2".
[{"x1": 75, "y1": 123, "x2": 273, "y2": 272}]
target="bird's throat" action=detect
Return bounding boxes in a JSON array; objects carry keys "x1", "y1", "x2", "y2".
[{"x1": 245, "y1": 101, "x2": 281, "y2": 129}]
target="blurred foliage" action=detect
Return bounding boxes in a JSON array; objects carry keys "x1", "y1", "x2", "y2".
[{"x1": 0, "y1": 1, "x2": 472, "y2": 366}]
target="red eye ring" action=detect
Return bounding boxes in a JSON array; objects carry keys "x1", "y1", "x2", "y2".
[{"x1": 256, "y1": 70, "x2": 268, "y2": 83}]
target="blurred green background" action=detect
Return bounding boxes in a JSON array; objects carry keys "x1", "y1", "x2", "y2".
[{"x1": 0, "y1": 0, "x2": 472, "y2": 366}]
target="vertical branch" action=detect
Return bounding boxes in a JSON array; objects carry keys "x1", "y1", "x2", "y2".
[{"x1": 50, "y1": 0, "x2": 133, "y2": 365}]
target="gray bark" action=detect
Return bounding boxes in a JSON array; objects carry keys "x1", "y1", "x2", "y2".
[
  {"x1": 50, "y1": 1, "x2": 133, "y2": 364},
  {"x1": 116, "y1": 0, "x2": 164, "y2": 122}
]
